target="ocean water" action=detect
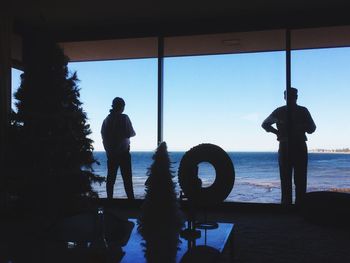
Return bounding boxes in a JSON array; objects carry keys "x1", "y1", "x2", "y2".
[{"x1": 92, "y1": 151, "x2": 350, "y2": 203}]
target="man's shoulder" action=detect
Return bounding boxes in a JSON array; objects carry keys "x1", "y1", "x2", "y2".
[
  {"x1": 276, "y1": 105, "x2": 286, "y2": 111},
  {"x1": 272, "y1": 106, "x2": 286, "y2": 114},
  {"x1": 297, "y1": 105, "x2": 308, "y2": 110},
  {"x1": 297, "y1": 105, "x2": 310, "y2": 113},
  {"x1": 102, "y1": 114, "x2": 110, "y2": 124},
  {"x1": 103, "y1": 113, "x2": 114, "y2": 123},
  {"x1": 107, "y1": 113, "x2": 128, "y2": 119},
  {"x1": 121, "y1": 113, "x2": 132, "y2": 121}
]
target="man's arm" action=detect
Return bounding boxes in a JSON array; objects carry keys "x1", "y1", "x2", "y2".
[
  {"x1": 262, "y1": 112, "x2": 279, "y2": 136},
  {"x1": 304, "y1": 108, "x2": 316, "y2": 134},
  {"x1": 125, "y1": 115, "x2": 136, "y2": 138},
  {"x1": 101, "y1": 119, "x2": 107, "y2": 140}
]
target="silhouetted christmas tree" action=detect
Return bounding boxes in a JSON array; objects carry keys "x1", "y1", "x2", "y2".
[
  {"x1": 138, "y1": 142, "x2": 184, "y2": 263},
  {"x1": 12, "y1": 35, "x2": 103, "y2": 216}
]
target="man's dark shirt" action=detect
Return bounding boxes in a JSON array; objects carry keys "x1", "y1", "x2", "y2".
[
  {"x1": 101, "y1": 112, "x2": 136, "y2": 155},
  {"x1": 262, "y1": 105, "x2": 316, "y2": 142}
]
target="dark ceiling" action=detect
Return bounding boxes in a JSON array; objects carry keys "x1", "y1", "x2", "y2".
[{"x1": 9, "y1": 0, "x2": 350, "y2": 41}]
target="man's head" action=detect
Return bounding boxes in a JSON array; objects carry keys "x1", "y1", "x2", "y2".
[
  {"x1": 112, "y1": 97, "x2": 125, "y2": 112},
  {"x1": 284, "y1": 87, "x2": 298, "y2": 104}
]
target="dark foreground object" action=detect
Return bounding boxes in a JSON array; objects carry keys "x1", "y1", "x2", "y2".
[
  {"x1": 0, "y1": 208, "x2": 134, "y2": 263},
  {"x1": 2, "y1": 203, "x2": 350, "y2": 263},
  {"x1": 178, "y1": 143, "x2": 235, "y2": 206},
  {"x1": 121, "y1": 219, "x2": 234, "y2": 263},
  {"x1": 302, "y1": 191, "x2": 350, "y2": 226}
]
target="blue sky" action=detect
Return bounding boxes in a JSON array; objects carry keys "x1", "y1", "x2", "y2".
[{"x1": 11, "y1": 47, "x2": 350, "y2": 152}]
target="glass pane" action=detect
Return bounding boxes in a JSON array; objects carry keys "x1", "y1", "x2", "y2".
[
  {"x1": 292, "y1": 47, "x2": 350, "y2": 196},
  {"x1": 11, "y1": 68, "x2": 22, "y2": 111},
  {"x1": 69, "y1": 59, "x2": 157, "y2": 198},
  {"x1": 164, "y1": 52, "x2": 285, "y2": 203}
]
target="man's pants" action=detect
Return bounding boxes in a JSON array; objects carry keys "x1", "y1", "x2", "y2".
[
  {"x1": 278, "y1": 141, "x2": 308, "y2": 205},
  {"x1": 106, "y1": 151, "x2": 134, "y2": 199}
]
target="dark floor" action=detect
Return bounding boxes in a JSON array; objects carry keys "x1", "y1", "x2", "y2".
[
  {"x1": 102, "y1": 204, "x2": 350, "y2": 263},
  {"x1": 209, "y1": 211, "x2": 350, "y2": 263},
  {"x1": 1, "y1": 204, "x2": 350, "y2": 263}
]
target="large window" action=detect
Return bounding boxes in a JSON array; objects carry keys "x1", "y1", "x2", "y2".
[
  {"x1": 69, "y1": 59, "x2": 157, "y2": 198},
  {"x1": 292, "y1": 47, "x2": 350, "y2": 196},
  {"x1": 164, "y1": 52, "x2": 286, "y2": 203},
  {"x1": 11, "y1": 28, "x2": 350, "y2": 204}
]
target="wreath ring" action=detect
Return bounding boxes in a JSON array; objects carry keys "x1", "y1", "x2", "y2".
[{"x1": 178, "y1": 143, "x2": 235, "y2": 206}]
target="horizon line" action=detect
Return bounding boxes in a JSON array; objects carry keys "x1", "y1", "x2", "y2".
[{"x1": 94, "y1": 150, "x2": 278, "y2": 153}]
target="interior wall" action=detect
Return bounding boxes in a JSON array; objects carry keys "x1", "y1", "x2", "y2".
[
  {"x1": 0, "y1": 16, "x2": 12, "y2": 203},
  {"x1": 11, "y1": 33, "x2": 23, "y2": 69},
  {"x1": 292, "y1": 25, "x2": 350, "y2": 50},
  {"x1": 60, "y1": 37, "x2": 158, "y2": 62},
  {"x1": 59, "y1": 25, "x2": 350, "y2": 62}
]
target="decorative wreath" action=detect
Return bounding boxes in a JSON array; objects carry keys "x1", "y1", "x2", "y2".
[{"x1": 178, "y1": 143, "x2": 235, "y2": 206}]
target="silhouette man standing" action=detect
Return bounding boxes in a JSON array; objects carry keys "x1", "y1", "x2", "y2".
[
  {"x1": 262, "y1": 88, "x2": 316, "y2": 205},
  {"x1": 101, "y1": 97, "x2": 136, "y2": 199}
]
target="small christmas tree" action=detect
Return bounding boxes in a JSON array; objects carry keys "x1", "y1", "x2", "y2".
[
  {"x1": 138, "y1": 142, "x2": 184, "y2": 263},
  {"x1": 12, "y1": 35, "x2": 103, "y2": 216}
]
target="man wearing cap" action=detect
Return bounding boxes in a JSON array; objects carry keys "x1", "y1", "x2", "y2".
[
  {"x1": 262, "y1": 88, "x2": 316, "y2": 205},
  {"x1": 101, "y1": 97, "x2": 136, "y2": 199}
]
